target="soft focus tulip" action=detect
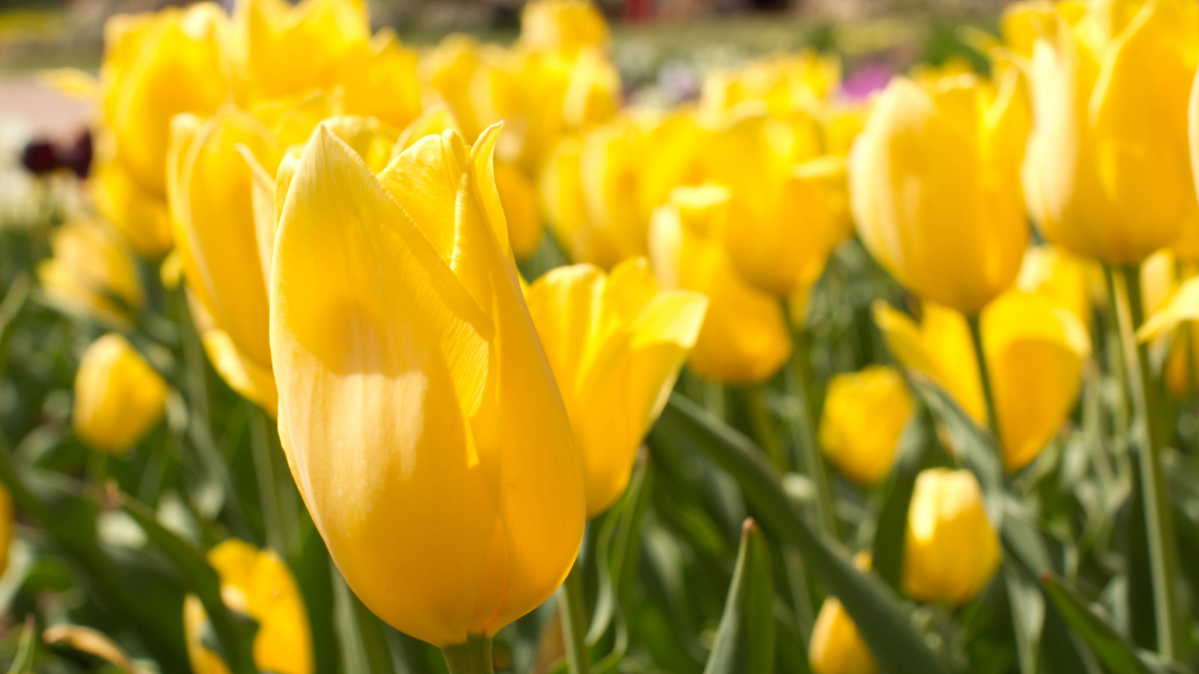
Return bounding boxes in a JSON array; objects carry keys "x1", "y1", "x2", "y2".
[
  {"x1": 494, "y1": 161, "x2": 543, "y2": 258},
  {"x1": 809, "y1": 553, "x2": 877, "y2": 674},
  {"x1": 875, "y1": 291, "x2": 1090, "y2": 472},
  {"x1": 904, "y1": 468, "x2": 1000, "y2": 605},
  {"x1": 700, "y1": 50, "x2": 841, "y2": 117},
  {"x1": 1137, "y1": 264, "x2": 1199, "y2": 397},
  {"x1": 91, "y1": 156, "x2": 173, "y2": 256},
  {"x1": 73, "y1": 333, "x2": 169, "y2": 454},
  {"x1": 37, "y1": 221, "x2": 144, "y2": 328},
  {"x1": 167, "y1": 109, "x2": 284, "y2": 414},
  {"x1": 270, "y1": 122, "x2": 584, "y2": 646},
  {"x1": 1006, "y1": 0, "x2": 1199, "y2": 264},
  {"x1": 819, "y1": 365, "x2": 914, "y2": 486},
  {"x1": 850, "y1": 73, "x2": 1029, "y2": 314},
  {"x1": 184, "y1": 539, "x2": 311, "y2": 674},
  {"x1": 526, "y1": 258, "x2": 707, "y2": 517},
  {"x1": 1016, "y1": 245, "x2": 1091, "y2": 325},
  {"x1": 649, "y1": 185, "x2": 792, "y2": 385},
  {"x1": 519, "y1": 0, "x2": 609, "y2": 55}
]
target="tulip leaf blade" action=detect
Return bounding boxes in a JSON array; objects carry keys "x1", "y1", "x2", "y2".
[
  {"x1": 872, "y1": 406, "x2": 935, "y2": 593},
  {"x1": 907, "y1": 377, "x2": 1003, "y2": 499},
  {"x1": 6, "y1": 616, "x2": 36, "y2": 674},
  {"x1": 703, "y1": 519, "x2": 775, "y2": 674},
  {"x1": 1040, "y1": 573, "x2": 1153, "y2": 674},
  {"x1": 655, "y1": 393, "x2": 949, "y2": 674},
  {"x1": 589, "y1": 453, "x2": 653, "y2": 646},
  {"x1": 121, "y1": 493, "x2": 259, "y2": 674}
]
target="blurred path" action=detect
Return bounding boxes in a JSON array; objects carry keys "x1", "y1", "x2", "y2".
[{"x1": 0, "y1": 76, "x2": 94, "y2": 140}]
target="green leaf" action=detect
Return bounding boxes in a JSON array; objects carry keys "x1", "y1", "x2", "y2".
[
  {"x1": 120, "y1": 493, "x2": 258, "y2": 674},
  {"x1": 704, "y1": 519, "x2": 775, "y2": 674},
  {"x1": 1041, "y1": 573, "x2": 1151, "y2": 674},
  {"x1": 907, "y1": 379, "x2": 1002, "y2": 500},
  {"x1": 872, "y1": 406, "x2": 935, "y2": 592},
  {"x1": 589, "y1": 454, "x2": 653, "y2": 645},
  {"x1": 655, "y1": 394, "x2": 949, "y2": 674},
  {"x1": 6, "y1": 617, "x2": 36, "y2": 674},
  {"x1": 331, "y1": 566, "x2": 395, "y2": 674}
]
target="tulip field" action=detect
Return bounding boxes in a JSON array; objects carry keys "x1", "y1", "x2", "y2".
[{"x1": 4, "y1": 0, "x2": 1199, "y2": 672}]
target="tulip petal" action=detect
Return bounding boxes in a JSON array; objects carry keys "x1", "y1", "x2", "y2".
[{"x1": 1138, "y1": 276, "x2": 1199, "y2": 343}]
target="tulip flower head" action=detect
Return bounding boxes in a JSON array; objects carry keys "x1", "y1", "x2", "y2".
[
  {"x1": 649, "y1": 184, "x2": 792, "y2": 385},
  {"x1": 270, "y1": 121, "x2": 584, "y2": 646},
  {"x1": 37, "y1": 221, "x2": 145, "y2": 329},
  {"x1": 184, "y1": 539, "x2": 312, "y2": 674},
  {"x1": 809, "y1": 553, "x2": 878, "y2": 674},
  {"x1": 526, "y1": 258, "x2": 708, "y2": 517},
  {"x1": 519, "y1": 0, "x2": 610, "y2": 56},
  {"x1": 850, "y1": 73, "x2": 1029, "y2": 315},
  {"x1": 904, "y1": 468, "x2": 1000, "y2": 605},
  {"x1": 73, "y1": 334, "x2": 169, "y2": 454},
  {"x1": 819, "y1": 365, "x2": 914, "y2": 487}
]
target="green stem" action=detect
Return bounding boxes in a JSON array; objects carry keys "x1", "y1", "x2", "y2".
[
  {"x1": 742, "y1": 386, "x2": 788, "y2": 473},
  {"x1": 784, "y1": 327, "x2": 838, "y2": 537},
  {"x1": 1112, "y1": 264, "x2": 1183, "y2": 660},
  {"x1": 558, "y1": 559, "x2": 590, "y2": 674},
  {"x1": 441, "y1": 635, "x2": 494, "y2": 674},
  {"x1": 250, "y1": 408, "x2": 284, "y2": 555},
  {"x1": 965, "y1": 313, "x2": 1002, "y2": 450}
]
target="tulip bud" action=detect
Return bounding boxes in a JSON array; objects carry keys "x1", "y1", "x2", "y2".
[
  {"x1": 904, "y1": 468, "x2": 1000, "y2": 605},
  {"x1": 819, "y1": 365, "x2": 914, "y2": 487},
  {"x1": 519, "y1": 0, "x2": 610, "y2": 56},
  {"x1": 1008, "y1": 0, "x2": 1199, "y2": 264},
  {"x1": 184, "y1": 539, "x2": 312, "y2": 674},
  {"x1": 37, "y1": 221, "x2": 145, "y2": 329},
  {"x1": 649, "y1": 185, "x2": 792, "y2": 385},
  {"x1": 525, "y1": 258, "x2": 707, "y2": 517},
  {"x1": 270, "y1": 122, "x2": 584, "y2": 646},
  {"x1": 850, "y1": 73, "x2": 1029, "y2": 315},
  {"x1": 73, "y1": 334, "x2": 169, "y2": 454},
  {"x1": 809, "y1": 553, "x2": 877, "y2": 674}
]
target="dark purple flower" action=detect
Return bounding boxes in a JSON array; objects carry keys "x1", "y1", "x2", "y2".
[{"x1": 21, "y1": 140, "x2": 58, "y2": 175}]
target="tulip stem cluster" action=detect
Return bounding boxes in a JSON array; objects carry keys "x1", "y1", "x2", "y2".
[
  {"x1": 558, "y1": 561, "x2": 591, "y2": 674},
  {"x1": 440, "y1": 635, "x2": 494, "y2": 674},
  {"x1": 784, "y1": 329, "x2": 838, "y2": 537},
  {"x1": 965, "y1": 313, "x2": 1002, "y2": 448},
  {"x1": 1111, "y1": 265, "x2": 1184, "y2": 660}
]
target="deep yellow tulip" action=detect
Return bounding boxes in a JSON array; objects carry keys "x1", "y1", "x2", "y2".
[
  {"x1": 850, "y1": 73, "x2": 1029, "y2": 315},
  {"x1": 37, "y1": 221, "x2": 144, "y2": 328},
  {"x1": 526, "y1": 258, "x2": 708, "y2": 517},
  {"x1": 809, "y1": 553, "x2": 877, "y2": 674},
  {"x1": 494, "y1": 161, "x2": 544, "y2": 259},
  {"x1": 648, "y1": 185, "x2": 792, "y2": 385},
  {"x1": 1137, "y1": 261, "x2": 1199, "y2": 397},
  {"x1": 92, "y1": 156, "x2": 174, "y2": 257},
  {"x1": 1016, "y1": 244, "x2": 1092, "y2": 326},
  {"x1": 819, "y1": 366, "x2": 914, "y2": 487},
  {"x1": 184, "y1": 539, "x2": 311, "y2": 674},
  {"x1": 519, "y1": 0, "x2": 610, "y2": 55},
  {"x1": 270, "y1": 123, "x2": 584, "y2": 646},
  {"x1": 99, "y1": 2, "x2": 230, "y2": 233},
  {"x1": 168, "y1": 109, "x2": 284, "y2": 414},
  {"x1": 1006, "y1": 0, "x2": 1199, "y2": 264},
  {"x1": 904, "y1": 468, "x2": 1000, "y2": 605},
  {"x1": 875, "y1": 291, "x2": 1090, "y2": 472},
  {"x1": 73, "y1": 334, "x2": 169, "y2": 454},
  {"x1": 701, "y1": 50, "x2": 841, "y2": 117}
]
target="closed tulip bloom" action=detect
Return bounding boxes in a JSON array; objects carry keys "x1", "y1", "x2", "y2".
[
  {"x1": 850, "y1": 73, "x2": 1029, "y2": 315},
  {"x1": 809, "y1": 553, "x2": 877, "y2": 674},
  {"x1": 649, "y1": 185, "x2": 792, "y2": 385},
  {"x1": 904, "y1": 468, "x2": 1000, "y2": 605},
  {"x1": 875, "y1": 292, "x2": 1090, "y2": 472},
  {"x1": 168, "y1": 110, "x2": 284, "y2": 414},
  {"x1": 73, "y1": 334, "x2": 169, "y2": 454},
  {"x1": 184, "y1": 539, "x2": 311, "y2": 674},
  {"x1": 819, "y1": 365, "x2": 914, "y2": 486},
  {"x1": 519, "y1": 0, "x2": 609, "y2": 55},
  {"x1": 37, "y1": 221, "x2": 144, "y2": 328},
  {"x1": 100, "y1": 3, "x2": 229, "y2": 208},
  {"x1": 92, "y1": 156, "x2": 173, "y2": 257},
  {"x1": 270, "y1": 123, "x2": 584, "y2": 646},
  {"x1": 526, "y1": 258, "x2": 708, "y2": 517},
  {"x1": 1016, "y1": 245, "x2": 1092, "y2": 325},
  {"x1": 494, "y1": 161, "x2": 543, "y2": 259},
  {"x1": 1007, "y1": 0, "x2": 1199, "y2": 264}
]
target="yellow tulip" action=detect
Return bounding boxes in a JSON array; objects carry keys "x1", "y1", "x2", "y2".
[
  {"x1": 904, "y1": 468, "x2": 1000, "y2": 605},
  {"x1": 1137, "y1": 262, "x2": 1199, "y2": 397},
  {"x1": 1007, "y1": 0, "x2": 1199, "y2": 264},
  {"x1": 519, "y1": 0, "x2": 610, "y2": 56},
  {"x1": 809, "y1": 553, "x2": 877, "y2": 674},
  {"x1": 874, "y1": 291, "x2": 1090, "y2": 472},
  {"x1": 100, "y1": 3, "x2": 230, "y2": 205},
  {"x1": 540, "y1": 115, "x2": 650, "y2": 267},
  {"x1": 37, "y1": 221, "x2": 144, "y2": 328},
  {"x1": 819, "y1": 365, "x2": 915, "y2": 487},
  {"x1": 494, "y1": 161, "x2": 544, "y2": 259},
  {"x1": 73, "y1": 334, "x2": 169, "y2": 454},
  {"x1": 818, "y1": 104, "x2": 868, "y2": 246},
  {"x1": 270, "y1": 122, "x2": 584, "y2": 646},
  {"x1": 167, "y1": 109, "x2": 284, "y2": 415},
  {"x1": 92, "y1": 155, "x2": 174, "y2": 257},
  {"x1": 184, "y1": 539, "x2": 311, "y2": 674},
  {"x1": 335, "y1": 30, "x2": 423, "y2": 131},
  {"x1": 1016, "y1": 244, "x2": 1092, "y2": 326},
  {"x1": 648, "y1": 185, "x2": 792, "y2": 385},
  {"x1": 701, "y1": 50, "x2": 841, "y2": 117},
  {"x1": 850, "y1": 73, "x2": 1029, "y2": 315},
  {"x1": 525, "y1": 258, "x2": 708, "y2": 517}
]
